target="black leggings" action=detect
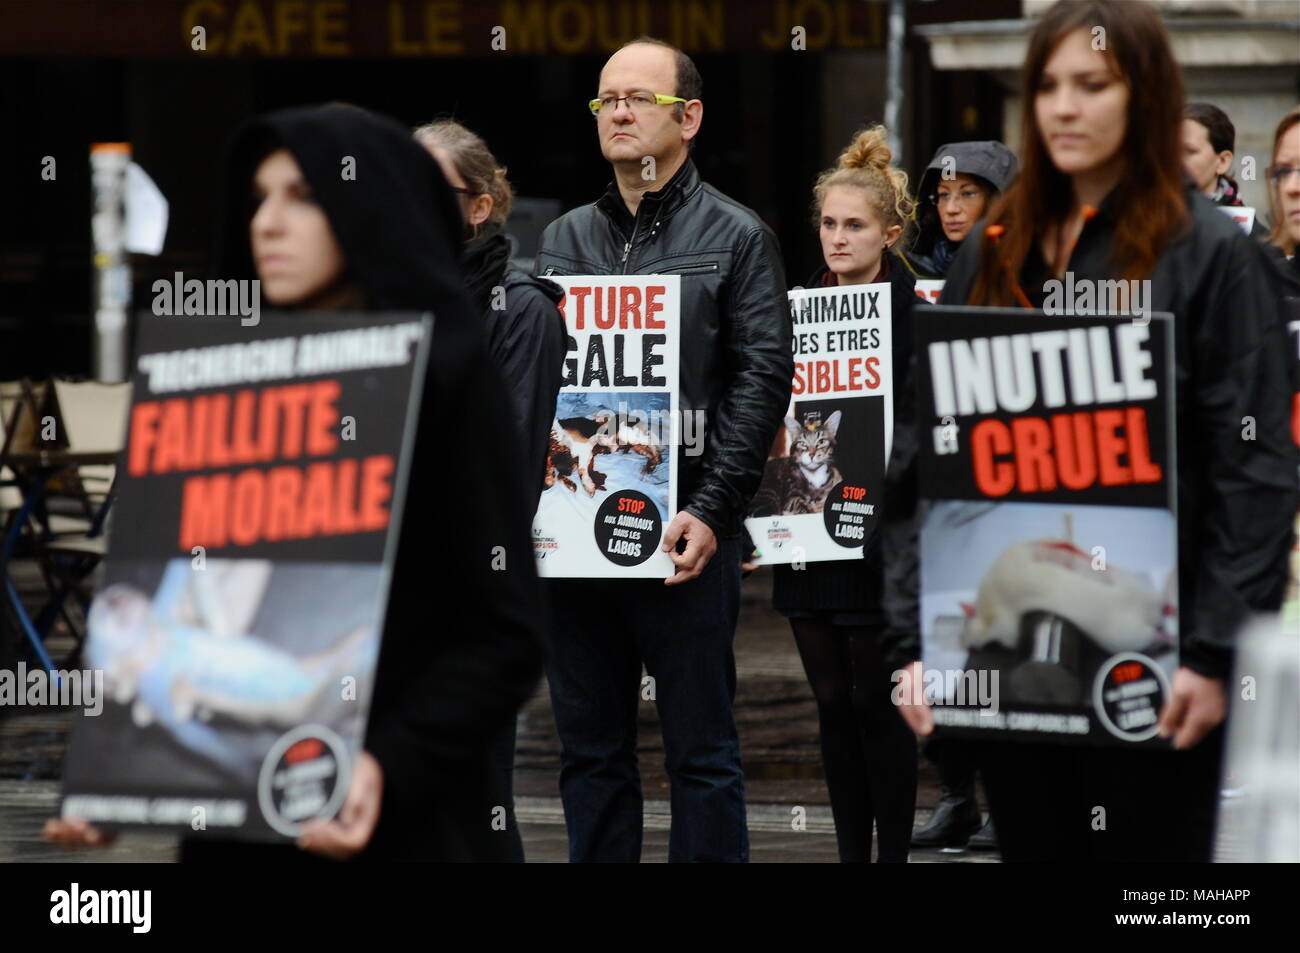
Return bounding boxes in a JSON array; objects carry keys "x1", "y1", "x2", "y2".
[{"x1": 790, "y1": 619, "x2": 918, "y2": 862}]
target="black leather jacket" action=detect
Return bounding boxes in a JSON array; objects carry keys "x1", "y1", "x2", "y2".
[{"x1": 535, "y1": 158, "x2": 794, "y2": 538}]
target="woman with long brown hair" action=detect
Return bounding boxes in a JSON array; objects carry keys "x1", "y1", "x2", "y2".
[{"x1": 880, "y1": 0, "x2": 1297, "y2": 861}]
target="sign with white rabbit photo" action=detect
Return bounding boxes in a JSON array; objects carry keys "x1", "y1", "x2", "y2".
[{"x1": 914, "y1": 306, "x2": 1178, "y2": 746}]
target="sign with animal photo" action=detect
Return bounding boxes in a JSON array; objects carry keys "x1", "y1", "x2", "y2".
[
  {"x1": 532, "y1": 276, "x2": 680, "y2": 578},
  {"x1": 745, "y1": 282, "x2": 892, "y2": 564},
  {"x1": 61, "y1": 311, "x2": 430, "y2": 840},
  {"x1": 913, "y1": 306, "x2": 1178, "y2": 746}
]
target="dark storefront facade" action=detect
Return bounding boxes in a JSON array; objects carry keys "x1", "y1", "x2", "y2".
[{"x1": 0, "y1": 0, "x2": 1014, "y2": 378}]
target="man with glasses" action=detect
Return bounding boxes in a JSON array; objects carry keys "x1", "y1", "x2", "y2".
[{"x1": 534, "y1": 36, "x2": 792, "y2": 863}]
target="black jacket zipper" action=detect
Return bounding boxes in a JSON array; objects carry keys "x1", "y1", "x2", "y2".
[{"x1": 620, "y1": 212, "x2": 641, "y2": 273}]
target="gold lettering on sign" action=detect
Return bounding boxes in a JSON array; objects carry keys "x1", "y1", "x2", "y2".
[
  {"x1": 314, "y1": 1, "x2": 350, "y2": 55},
  {"x1": 686, "y1": 0, "x2": 723, "y2": 50},
  {"x1": 793, "y1": 0, "x2": 832, "y2": 50},
  {"x1": 865, "y1": 0, "x2": 883, "y2": 45},
  {"x1": 549, "y1": 1, "x2": 592, "y2": 55},
  {"x1": 838, "y1": 0, "x2": 866, "y2": 48},
  {"x1": 274, "y1": 0, "x2": 308, "y2": 55},
  {"x1": 502, "y1": 0, "x2": 546, "y2": 53},
  {"x1": 759, "y1": 0, "x2": 788, "y2": 49},
  {"x1": 228, "y1": 0, "x2": 273, "y2": 55},
  {"x1": 389, "y1": 1, "x2": 421, "y2": 55},
  {"x1": 593, "y1": 1, "x2": 634, "y2": 52},
  {"x1": 425, "y1": 1, "x2": 464, "y2": 55}
]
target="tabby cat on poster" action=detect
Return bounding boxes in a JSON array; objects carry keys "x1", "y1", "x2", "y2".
[{"x1": 750, "y1": 410, "x2": 843, "y2": 516}]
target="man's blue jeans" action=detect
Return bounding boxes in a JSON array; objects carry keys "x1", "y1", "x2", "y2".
[{"x1": 544, "y1": 535, "x2": 748, "y2": 862}]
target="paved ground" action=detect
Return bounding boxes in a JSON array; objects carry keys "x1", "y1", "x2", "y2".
[{"x1": 0, "y1": 560, "x2": 1001, "y2": 862}]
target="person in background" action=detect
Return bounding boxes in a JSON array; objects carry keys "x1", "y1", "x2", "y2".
[
  {"x1": 883, "y1": 0, "x2": 1296, "y2": 862},
  {"x1": 898, "y1": 140, "x2": 1017, "y2": 852},
  {"x1": 1182, "y1": 101, "x2": 1268, "y2": 239},
  {"x1": 47, "y1": 104, "x2": 547, "y2": 862},
  {"x1": 534, "y1": 36, "x2": 793, "y2": 863},
  {"x1": 749, "y1": 125, "x2": 918, "y2": 862},
  {"x1": 1260, "y1": 107, "x2": 1300, "y2": 626},
  {"x1": 415, "y1": 118, "x2": 565, "y2": 862},
  {"x1": 415, "y1": 119, "x2": 566, "y2": 488},
  {"x1": 901, "y1": 141, "x2": 1018, "y2": 280},
  {"x1": 1263, "y1": 106, "x2": 1300, "y2": 270}
]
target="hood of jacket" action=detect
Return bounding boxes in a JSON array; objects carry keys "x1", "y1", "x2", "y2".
[
  {"x1": 214, "y1": 103, "x2": 469, "y2": 314},
  {"x1": 917, "y1": 140, "x2": 1020, "y2": 201},
  {"x1": 910, "y1": 141, "x2": 1017, "y2": 271},
  {"x1": 211, "y1": 105, "x2": 546, "y2": 784}
]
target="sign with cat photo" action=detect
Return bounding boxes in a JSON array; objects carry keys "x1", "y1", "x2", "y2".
[
  {"x1": 745, "y1": 282, "x2": 892, "y2": 564},
  {"x1": 913, "y1": 305, "x2": 1179, "y2": 747},
  {"x1": 61, "y1": 311, "x2": 431, "y2": 841},
  {"x1": 532, "y1": 275, "x2": 680, "y2": 578}
]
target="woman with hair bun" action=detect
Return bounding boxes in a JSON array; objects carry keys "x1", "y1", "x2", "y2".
[{"x1": 749, "y1": 124, "x2": 919, "y2": 863}]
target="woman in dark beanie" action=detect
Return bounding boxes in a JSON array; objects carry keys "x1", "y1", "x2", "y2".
[
  {"x1": 883, "y1": 0, "x2": 1296, "y2": 862},
  {"x1": 901, "y1": 141, "x2": 1018, "y2": 280}
]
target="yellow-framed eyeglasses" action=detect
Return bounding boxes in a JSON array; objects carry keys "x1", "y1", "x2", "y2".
[{"x1": 589, "y1": 93, "x2": 688, "y2": 116}]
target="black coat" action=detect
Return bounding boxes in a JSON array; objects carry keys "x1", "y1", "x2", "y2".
[
  {"x1": 878, "y1": 185, "x2": 1298, "y2": 681},
  {"x1": 213, "y1": 104, "x2": 546, "y2": 861},
  {"x1": 483, "y1": 268, "x2": 566, "y2": 488},
  {"x1": 535, "y1": 157, "x2": 794, "y2": 538},
  {"x1": 771, "y1": 255, "x2": 916, "y2": 615}
]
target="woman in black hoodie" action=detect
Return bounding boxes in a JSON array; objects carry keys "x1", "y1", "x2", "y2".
[
  {"x1": 881, "y1": 0, "x2": 1296, "y2": 862},
  {"x1": 48, "y1": 104, "x2": 547, "y2": 862},
  {"x1": 749, "y1": 125, "x2": 919, "y2": 863}
]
